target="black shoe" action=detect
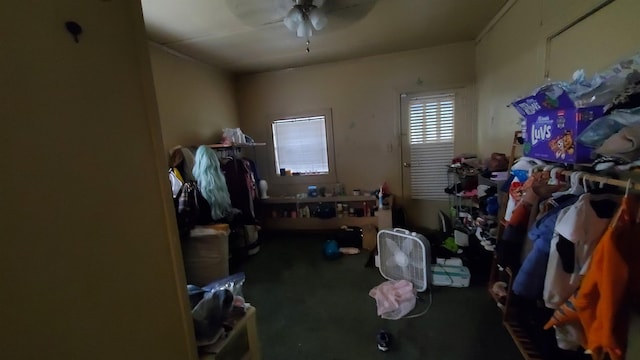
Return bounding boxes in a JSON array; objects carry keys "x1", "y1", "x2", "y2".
[
  {"x1": 377, "y1": 330, "x2": 391, "y2": 352},
  {"x1": 444, "y1": 183, "x2": 462, "y2": 194}
]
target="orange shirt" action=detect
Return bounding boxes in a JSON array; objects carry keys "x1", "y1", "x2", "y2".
[{"x1": 575, "y1": 196, "x2": 639, "y2": 360}]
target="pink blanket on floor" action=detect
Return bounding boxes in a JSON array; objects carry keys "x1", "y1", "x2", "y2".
[{"x1": 369, "y1": 280, "x2": 416, "y2": 319}]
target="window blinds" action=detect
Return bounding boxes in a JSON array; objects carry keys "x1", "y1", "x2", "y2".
[
  {"x1": 409, "y1": 94, "x2": 455, "y2": 200},
  {"x1": 272, "y1": 116, "x2": 329, "y2": 174}
]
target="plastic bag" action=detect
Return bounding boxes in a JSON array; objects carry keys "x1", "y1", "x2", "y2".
[
  {"x1": 202, "y1": 272, "x2": 246, "y2": 298},
  {"x1": 191, "y1": 288, "x2": 234, "y2": 345},
  {"x1": 221, "y1": 128, "x2": 246, "y2": 145},
  {"x1": 577, "y1": 106, "x2": 640, "y2": 148}
]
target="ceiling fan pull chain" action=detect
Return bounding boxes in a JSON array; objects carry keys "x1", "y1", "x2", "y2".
[{"x1": 306, "y1": 39, "x2": 310, "y2": 53}]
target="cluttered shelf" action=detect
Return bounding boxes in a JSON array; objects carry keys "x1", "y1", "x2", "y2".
[
  {"x1": 260, "y1": 195, "x2": 393, "y2": 250},
  {"x1": 261, "y1": 195, "x2": 377, "y2": 204}
]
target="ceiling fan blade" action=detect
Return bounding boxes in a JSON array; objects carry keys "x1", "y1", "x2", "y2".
[{"x1": 225, "y1": 0, "x2": 292, "y2": 27}]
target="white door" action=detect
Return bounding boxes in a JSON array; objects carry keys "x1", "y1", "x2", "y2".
[{"x1": 400, "y1": 89, "x2": 473, "y2": 229}]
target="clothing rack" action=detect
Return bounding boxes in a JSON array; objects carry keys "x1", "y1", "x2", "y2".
[
  {"x1": 531, "y1": 166, "x2": 640, "y2": 192},
  {"x1": 491, "y1": 164, "x2": 638, "y2": 360},
  {"x1": 559, "y1": 169, "x2": 639, "y2": 191}
]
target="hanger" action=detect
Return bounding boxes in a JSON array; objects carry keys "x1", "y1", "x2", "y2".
[
  {"x1": 610, "y1": 179, "x2": 633, "y2": 227},
  {"x1": 528, "y1": 164, "x2": 546, "y2": 177},
  {"x1": 570, "y1": 171, "x2": 586, "y2": 196},
  {"x1": 552, "y1": 171, "x2": 585, "y2": 197},
  {"x1": 548, "y1": 167, "x2": 562, "y2": 185},
  {"x1": 582, "y1": 174, "x2": 589, "y2": 193},
  {"x1": 626, "y1": 179, "x2": 631, "y2": 197},
  {"x1": 588, "y1": 175, "x2": 622, "y2": 195}
]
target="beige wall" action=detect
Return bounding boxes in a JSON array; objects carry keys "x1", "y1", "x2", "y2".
[
  {"x1": 236, "y1": 42, "x2": 476, "y2": 228},
  {"x1": 0, "y1": 1, "x2": 195, "y2": 359},
  {"x1": 149, "y1": 44, "x2": 238, "y2": 153},
  {"x1": 476, "y1": 0, "x2": 640, "y2": 157}
]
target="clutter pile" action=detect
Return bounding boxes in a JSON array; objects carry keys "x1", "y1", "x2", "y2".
[
  {"x1": 188, "y1": 273, "x2": 250, "y2": 352},
  {"x1": 514, "y1": 52, "x2": 640, "y2": 171},
  {"x1": 445, "y1": 153, "x2": 507, "y2": 252}
]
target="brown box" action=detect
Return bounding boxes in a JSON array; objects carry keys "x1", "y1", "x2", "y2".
[
  {"x1": 199, "y1": 306, "x2": 261, "y2": 360},
  {"x1": 182, "y1": 225, "x2": 230, "y2": 287}
]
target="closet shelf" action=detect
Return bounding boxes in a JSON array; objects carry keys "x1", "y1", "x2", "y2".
[
  {"x1": 207, "y1": 143, "x2": 266, "y2": 149},
  {"x1": 262, "y1": 195, "x2": 376, "y2": 204}
]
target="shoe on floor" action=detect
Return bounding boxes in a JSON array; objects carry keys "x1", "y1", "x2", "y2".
[{"x1": 377, "y1": 330, "x2": 391, "y2": 352}]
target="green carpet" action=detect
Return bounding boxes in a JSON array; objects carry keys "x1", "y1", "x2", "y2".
[{"x1": 241, "y1": 233, "x2": 520, "y2": 360}]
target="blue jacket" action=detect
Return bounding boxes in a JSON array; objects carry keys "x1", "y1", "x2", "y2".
[{"x1": 512, "y1": 195, "x2": 578, "y2": 299}]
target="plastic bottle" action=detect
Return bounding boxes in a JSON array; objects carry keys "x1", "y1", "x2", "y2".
[{"x1": 378, "y1": 186, "x2": 384, "y2": 209}]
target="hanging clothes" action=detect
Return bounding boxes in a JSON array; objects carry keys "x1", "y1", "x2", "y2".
[
  {"x1": 575, "y1": 195, "x2": 640, "y2": 360},
  {"x1": 543, "y1": 193, "x2": 620, "y2": 309},
  {"x1": 169, "y1": 146, "x2": 197, "y2": 182},
  {"x1": 495, "y1": 201, "x2": 531, "y2": 272},
  {"x1": 512, "y1": 194, "x2": 578, "y2": 299},
  {"x1": 221, "y1": 158, "x2": 257, "y2": 224},
  {"x1": 169, "y1": 168, "x2": 183, "y2": 197}
]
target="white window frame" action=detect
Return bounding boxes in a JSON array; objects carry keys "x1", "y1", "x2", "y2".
[
  {"x1": 407, "y1": 92, "x2": 455, "y2": 201},
  {"x1": 267, "y1": 108, "x2": 337, "y2": 185}
]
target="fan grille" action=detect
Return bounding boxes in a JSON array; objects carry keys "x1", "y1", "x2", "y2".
[{"x1": 377, "y1": 230, "x2": 428, "y2": 291}]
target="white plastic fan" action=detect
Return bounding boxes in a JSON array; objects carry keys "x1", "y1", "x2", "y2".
[{"x1": 375, "y1": 228, "x2": 432, "y2": 292}]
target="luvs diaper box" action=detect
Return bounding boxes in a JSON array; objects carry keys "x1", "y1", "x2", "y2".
[{"x1": 512, "y1": 84, "x2": 605, "y2": 164}]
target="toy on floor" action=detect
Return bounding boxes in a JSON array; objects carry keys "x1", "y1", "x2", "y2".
[{"x1": 323, "y1": 240, "x2": 341, "y2": 260}]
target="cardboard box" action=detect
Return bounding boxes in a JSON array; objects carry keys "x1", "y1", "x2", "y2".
[
  {"x1": 182, "y1": 226, "x2": 230, "y2": 287},
  {"x1": 522, "y1": 107, "x2": 605, "y2": 163},
  {"x1": 512, "y1": 84, "x2": 605, "y2": 164}
]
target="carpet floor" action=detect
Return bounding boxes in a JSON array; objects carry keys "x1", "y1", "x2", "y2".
[{"x1": 240, "y1": 233, "x2": 521, "y2": 360}]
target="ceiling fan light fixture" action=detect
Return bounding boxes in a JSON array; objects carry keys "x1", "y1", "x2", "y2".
[
  {"x1": 284, "y1": 0, "x2": 326, "y2": 52},
  {"x1": 308, "y1": 7, "x2": 327, "y2": 30},
  {"x1": 283, "y1": 7, "x2": 303, "y2": 31},
  {"x1": 296, "y1": 19, "x2": 312, "y2": 38}
]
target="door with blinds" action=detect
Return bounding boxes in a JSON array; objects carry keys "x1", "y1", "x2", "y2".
[{"x1": 400, "y1": 91, "x2": 460, "y2": 228}]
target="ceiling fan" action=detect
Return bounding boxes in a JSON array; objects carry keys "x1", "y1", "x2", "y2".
[{"x1": 225, "y1": 0, "x2": 379, "y2": 40}]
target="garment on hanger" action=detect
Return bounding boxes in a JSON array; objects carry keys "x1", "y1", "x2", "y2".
[
  {"x1": 512, "y1": 194, "x2": 579, "y2": 299},
  {"x1": 222, "y1": 158, "x2": 257, "y2": 224},
  {"x1": 575, "y1": 195, "x2": 640, "y2": 360},
  {"x1": 495, "y1": 202, "x2": 530, "y2": 272},
  {"x1": 495, "y1": 181, "x2": 565, "y2": 272},
  {"x1": 543, "y1": 193, "x2": 621, "y2": 309},
  {"x1": 180, "y1": 147, "x2": 197, "y2": 182},
  {"x1": 169, "y1": 168, "x2": 183, "y2": 197}
]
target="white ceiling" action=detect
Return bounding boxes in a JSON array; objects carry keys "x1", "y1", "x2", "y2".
[{"x1": 141, "y1": 0, "x2": 507, "y2": 74}]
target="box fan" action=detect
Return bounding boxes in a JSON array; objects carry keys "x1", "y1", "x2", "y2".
[{"x1": 375, "y1": 228, "x2": 432, "y2": 291}]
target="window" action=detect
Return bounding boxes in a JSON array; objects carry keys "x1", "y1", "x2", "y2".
[
  {"x1": 408, "y1": 93, "x2": 455, "y2": 200},
  {"x1": 272, "y1": 115, "x2": 329, "y2": 175}
]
